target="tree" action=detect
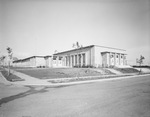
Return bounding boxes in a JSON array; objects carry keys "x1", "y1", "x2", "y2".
[
  {"x1": 76, "y1": 42, "x2": 80, "y2": 48},
  {"x1": 136, "y1": 55, "x2": 145, "y2": 73},
  {"x1": 12, "y1": 57, "x2": 18, "y2": 61},
  {"x1": 0, "y1": 55, "x2": 6, "y2": 66},
  {"x1": 6, "y1": 47, "x2": 13, "y2": 76},
  {"x1": 72, "y1": 41, "x2": 83, "y2": 49},
  {"x1": 54, "y1": 50, "x2": 58, "y2": 54}
]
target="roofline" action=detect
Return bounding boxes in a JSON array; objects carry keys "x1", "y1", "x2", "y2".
[
  {"x1": 13, "y1": 55, "x2": 52, "y2": 63},
  {"x1": 22, "y1": 56, "x2": 45, "y2": 61},
  {"x1": 54, "y1": 45, "x2": 126, "y2": 55},
  {"x1": 101, "y1": 51, "x2": 127, "y2": 55},
  {"x1": 54, "y1": 45, "x2": 94, "y2": 55},
  {"x1": 94, "y1": 45, "x2": 126, "y2": 51},
  {"x1": 44, "y1": 55, "x2": 52, "y2": 58}
]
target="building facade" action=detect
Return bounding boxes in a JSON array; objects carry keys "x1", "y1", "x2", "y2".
[
  {"x1": 13, "y1": 56, "x2": 52, "y2": 67},
  {"x1": 53, "y1": 45, "x2": 127, "y2": 68},
  {"x1": 12, "y1": 45, "x2": 127, "y2": 68}
]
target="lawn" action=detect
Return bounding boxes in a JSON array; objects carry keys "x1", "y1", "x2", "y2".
[
  {"x1": 1, "y1": 70, "x2": 25, "y2": 82},
  {"x1": 10, "y1": 67, "x2": 34, "y2": 70},
  {"x1": 0, "y1": 67, "x2": 4, "y2": 71},
  {"x1": 16, "y1": 68, "x2": 113, "y2": 79},
  {"x1": 114, "y1": 68, "x2": 139, "y2": 73}
]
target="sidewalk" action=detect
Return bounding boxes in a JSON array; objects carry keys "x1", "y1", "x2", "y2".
[
  {"x1": 0, "y1": 68, "x2": 51, "y2": 86},
  {"x1": 0, "y1": 72, "x2": 12, "y2": 85},
  {"x1": 10, "y1": 70, "x2": 51, "y2": 86}
]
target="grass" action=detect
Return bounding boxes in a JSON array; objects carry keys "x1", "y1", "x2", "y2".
[
  {"x1": 49, "y1": 74, "x2": 131, "y2": 84},
  {"x1": 11, "y1": 67, "x2": 143, "y2": 81},
  {"x1": 16, "y1": 68, "x2": 111, "y2": 79},
  {"x1": 10, "y1": 67, "x2": 34, "y2": 70},
  {"x1": 0, "y1": 67, "x2": 4, "y2": 71},
  {"x1": 1, "y1": 70, "x2": 25, "y2": 82},
  {"x1": 114, "y1": 68, "x2": 139, "y2": 73}
]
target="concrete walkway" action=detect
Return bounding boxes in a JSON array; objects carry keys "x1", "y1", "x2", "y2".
[
  {"x1": 11, "y1": 70, "x2": 51, "y2": 85},
  {"x1": 0, "y1": 69, "x2": 51, "y2": 86},
  {"x1": 0, "y1": 72, "x2": 12, "y2": 85}
]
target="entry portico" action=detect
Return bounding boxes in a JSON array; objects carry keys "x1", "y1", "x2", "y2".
[
  {"x1": 53, "y1": 45, "x2": 93, "y2": 67},
  {"x1": 53, "y1": 45, "x2": 127, "y2": 68}
]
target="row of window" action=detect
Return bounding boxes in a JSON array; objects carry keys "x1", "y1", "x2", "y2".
[{"x1": 110, "y1": 55, "x2": 125, "y2": 59}]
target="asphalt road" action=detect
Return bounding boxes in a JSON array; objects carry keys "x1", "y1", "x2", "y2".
[{"x1": 0, "y1": 75, "x2": 150, "y2": 117}]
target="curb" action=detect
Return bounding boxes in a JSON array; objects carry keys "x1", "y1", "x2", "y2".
[
  {"x1": 11, "y1": 73, "x2": 150, "y2": 87},
  {"x1": 48, "y1": 74, "x2": 150, "y2": 87}
]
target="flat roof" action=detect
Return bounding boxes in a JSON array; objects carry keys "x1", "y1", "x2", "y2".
[
  {"x1": 54, "y1": 45, "x2": 126, "y2": 55},
  {"x1": 54, "y1": 45, "x2": 94, "y2": 55},
  {"x1": 13, "y1": 55, "x2": 52, "y2": 63},
  {"x1": 101, "y1": 51, "x2": 127, "y2": 55},
  {"x1": 94, "y1": 45, "x2": 126, "y2": 51}
]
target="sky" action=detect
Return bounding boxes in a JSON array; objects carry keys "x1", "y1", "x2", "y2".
[{"x1": 0, "y1": 0, "x2": 150, "y2": 65}]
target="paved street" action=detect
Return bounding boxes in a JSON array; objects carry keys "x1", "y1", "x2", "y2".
[{"x1": 0, "y1": 75, "x2": 150, "y2": 117}]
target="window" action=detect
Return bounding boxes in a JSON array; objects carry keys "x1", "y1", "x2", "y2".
[
  {"x1": 53, "y1": 56, "x2": 57, "y2": 60},
  {"x1": 116, "y1": 55, "x2": 119, "y2": 58},
  {"x1": 59, "y1": 56, "x2": 62, "y2": 60},
  {"x1": 111, "y1": 55, "x2": 114, "y2": 58}
]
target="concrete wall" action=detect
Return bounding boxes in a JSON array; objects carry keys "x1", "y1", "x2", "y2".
[
  {"x1": 45, "y1": 57, "x2": 52, "y2": 67},
  {"x1": 12, "y1": 57, "x2": 46, "y2": 67},
  {"x1": 94, "y1": 46, "x2": 127, "y2": 67},
  {"x1": 34, "y1": 57, "x2": 45, "y2": 67}
]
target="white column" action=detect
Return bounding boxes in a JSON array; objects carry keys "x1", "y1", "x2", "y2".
[
  {"x1": 65, "y1": 56, "x2": 67, "y2": 66},
  {"x1": 107, "y1": 53, "x2": 110, "y2": 67},
  {"x1": 70, "y1": 55, "x2": 72, "y2": 67},
  {"x1": 74, "y1": 55, "x2": 76, "y2": 66},
  {"x1": 56, "y1": 56, "x2": 58, "y2": 67},
  {"x1": 114, "y1": 53, "x2": 116, "y2": 66},
  {"x1": 119, "y1": 53, "x2": 121, "y2": 65},
  {"x1": 81, "y1": 54, "x2": 83, "y2": 67}
]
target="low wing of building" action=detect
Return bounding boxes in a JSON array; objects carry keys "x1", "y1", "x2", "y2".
[{"x1": 13, "y1": 56, "x2": 52, "y2": 68}]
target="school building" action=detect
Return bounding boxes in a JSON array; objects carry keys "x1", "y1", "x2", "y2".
[
  {"x1": 13, "y1": 45, "x2": 127, "y2": 68},
  {"x1": 53, "y1": 45, "x2": 127, "y2": 68},
  {"x1": 13, "y1": 56, "x2": 52, "y2": 68}
]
